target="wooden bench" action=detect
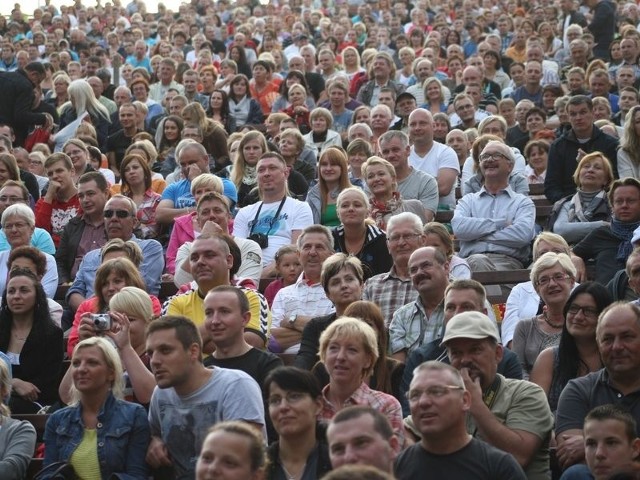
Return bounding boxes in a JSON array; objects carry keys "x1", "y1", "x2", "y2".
[
  {"x1": 12, "y1": 414, "x2": 50, "y2": 444},
  {"x1": 471, "y1": 269, "x2": 532, "y2": 305}
]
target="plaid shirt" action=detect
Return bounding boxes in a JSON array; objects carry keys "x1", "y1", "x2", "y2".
[
  {"x1": 389, "y1": 298, "x2": 445, "y2": 355},
  {"x1": 362, "y1": 267, "x2": 418, "y2": 327},
  {"x1": 134, "y1": 189, "x2": 162, "y2": 239},
  {"x1": 500, "y1": 33, "x2": 513, "y2": 54},
  {"x1": 319, "y1": 382, "x2": 404, "y2": 452}
]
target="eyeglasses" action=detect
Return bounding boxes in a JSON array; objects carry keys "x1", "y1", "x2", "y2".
[
  {"x1": 535, "y1": 273, "x2": 571, "y2": 287},
  {"x1": 267, "y1": 391, "x2": 307, "y2": 407},
  {"x1": 388, "y1": 233, "x2": 422, "y2": 244},
  {"x1": 104, "y1": 209, "x2": 132, "y2": 219},
  {"x1": 567, "y1": 305, "x2": 599, "y2": 319},
  {"x1": 479, "y1": 152, "x2": 510, "y2": 162},
  {"x1": 406, "y1": 385, "x2": 464, "y2": 402}
]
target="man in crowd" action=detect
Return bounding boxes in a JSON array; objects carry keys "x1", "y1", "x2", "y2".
[
  {"x1": 357, "y1": 52, "x2": 405, "y2": 107},
  {"x1": 106, "y1": 102, "x2": 141, "y2": 174},
  {"x1": 146, "y1": 316, "x2": 265, "y2": 479},
  {"x1": 149, "y1": 57, "x2": 184, "y2": 102}
]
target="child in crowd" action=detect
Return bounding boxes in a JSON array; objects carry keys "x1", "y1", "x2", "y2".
[{"x1": 263, "y1": 245, "x2": 302, "y2": 307}]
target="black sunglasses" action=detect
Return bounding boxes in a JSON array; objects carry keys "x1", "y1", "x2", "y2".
[{"x1": 104, "y1": 209, "x2": 132, "y2": 219}]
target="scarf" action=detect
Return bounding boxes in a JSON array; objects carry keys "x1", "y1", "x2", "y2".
[
  {"x1": 610, "y1": 217, "x2": 640, "y2": 262},
  {"x1": 568, "y1": 189, "x2": 608, "y2": 223},
  {"x1": 243, "y1": 165, "x2": 258, "y2": 186},
  {"x1": 369, "y1": 191, "x2": 402, "y2": 230}
]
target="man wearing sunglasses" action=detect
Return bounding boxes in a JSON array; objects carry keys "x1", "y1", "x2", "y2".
[
  {"x1": 452, "y1": 140, "x2": 536, "y2": 272},
  {"x1": 65, "y1": 194, "x2": 164, "y2": 317}
]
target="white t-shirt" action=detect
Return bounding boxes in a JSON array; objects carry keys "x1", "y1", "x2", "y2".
[
  {"x1": 233, "y1": 197, "x2": 313, "y2": 265},
  {"x1": 409, "y1": 142, "x2": 460, "y2": 207}
]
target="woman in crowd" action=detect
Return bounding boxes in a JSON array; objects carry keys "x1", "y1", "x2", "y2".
[
  {"x1": 617, "y1": 105, "x2": 640, "y2": 178},
  {"x1": 0, "y1": 268, "x2": 63, "y2": 414},
  {"x1": 483, "y1": 50, "x2": 510, "y2": 91},
  {"x1": 198, "y1": 65, "x2": 217, "y2": 97},
  {"x1": 421, "y1": 77, "x2": 447, "y2": 115},
  {"x1": 303, "y1": 108, "x2": 342, "y2": 159},
  {"x1": 537, "y1": 22, "x2": 562, "y2": 57},
  {"x1": 230, "y1": 131, "x2": 269, "y2": 208},
  {"x1": 0, "y1": 359, "x2": 36, "y2": 479},
  {"x1": 111, "y1": 153, "x2": 163, "y2": 240},
  {"x1": 351, "y1": 106, "x2": 371, "y2": 126},
  {"x1": 549, "y1": 151, "x2": 613, "y2": 244},
  {"x1": 207, "y1": 89, "x2": 236, "y2": 134},
  {"x1": 317, "y1": 317, "x2": 404, "y2": 448},
  {"x1": 306, "y1": 147, "x2": 353, "y2": 226},
  {"x1": 523, "y1": 140, "x2": 549, "y2": 185},
  {"x1": 295, "y1": 254, "x2": 365, "y2": 370},
  {"x1": 43, "y1": 337, "x2": 150, "y2": 479},
  {"x1": 592, "y1": 97, "x2": 612, "y2": 121},
  {"x1": 181, "y1": 102, "x2": 230, "y2": 172},
  {"x1": 279, "y1": 128, "x2": 316, "y2": 187},
  {"x1": 124, "y1": 140, "x2": 167, "y2": 192},
  {"x1": 61, "y1": 139, "x2": 93, "y2": 184},
  {"x1": 229, "y1": 45, "x2": 253, "y2": 78},
  {"x1": 512, "y1": 253, "x2": 577, "y2": 379},
  {"x1": 282, "y1": 84, "x2": 312, "y2": 135},
  {"x1": 165, "y1": 174, "x2": 225, "y2": 275},
  {"x1": 154, "y1": 114, "x2": 183, "y2": 178},
  {"x1": 530, "y1": 282, "x2": 612, "y2": 412},
  {"x1": 396, "y1": 47, "x2": 416, "y2": 85},
  {"x1": 272, "y1": 70, "x2": 314, "y2": 113},
  {"x1": 341, "y1": 46, "x2": 365, "y2": 81},
  {"x1": 0, "y1": 204, "x2": 58, "y2": 298},
  {"x1": 196, "y1": 421, "x2": 267, "y2": 480},
  {"x1": 423, "y1": 222, "x2": 471, "y2": 280},
  {"x1": 362, "y1": 156, "x2": 428, "y2": 229},
  {"x1": 228, "y1": 74, "x2": 264, "y2": 129},
  {"x1": 264, "y1": 367, "x2": 331, "y2": 480},
  {"x1": 58, "y1": 79, "x2": 111, "y2": 151},
  {"x1": 332, "y1": 187, "x2": 392, "y2": 279},
  {"x1": 345, "y1": 138, "x2": 371, "y2": 188},
  {"x1": 45, "y1": 72, "x2": 71, "y2": 113}
]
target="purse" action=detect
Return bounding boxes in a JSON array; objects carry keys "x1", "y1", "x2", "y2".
[{"x1": 34, "y1": 461, "x2": 77, "y2": 480}]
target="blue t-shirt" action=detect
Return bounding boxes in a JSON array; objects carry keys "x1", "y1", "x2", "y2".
[{"x1": 161, "y1": 178, "x2": 238, "y2": 209}]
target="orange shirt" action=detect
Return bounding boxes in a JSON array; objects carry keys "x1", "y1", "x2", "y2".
[{"x1": 250, "y1": 79, "x2": 281, "y2": 116}]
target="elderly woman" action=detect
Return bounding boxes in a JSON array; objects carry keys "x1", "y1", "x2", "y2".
[
  {"x1": 530, "y1": 282, "x2": 612, "y2": 412},
  {"x1": 295, "y1": 254, "x2": 365, "y2": 370},
  {"x1": 45, "y1": 72, "x2": 71, "y2": 112},
  {"x1": 362, "y1": 156, "x2": 428, "y2": 230},
  {"x1": 282, "y1": 84, "x2": 312, "y2": 135},
  {"x1": 165, "y1": 173, "x2": 225, "y2": 275},
  {"x1": 303, "y1": 108, "x2": 342, "y2": 159},
  {"x1": 306, "y1": 147, "x2": 353, "y2": 226},
  {"x1": 502, "y1": 233, "x2": 572, "y2": 348},
  {"x1": 512, "y1": 252, "x2": 577, "y2": 379},
  {"x1": 549, "y1": 152, "x2": 613, "y2": 244},
  {"x1": 0, "y1": 204, "x2": 58, "y2": 297},
  {"x1": 317, "y1": 317, "x2": 404, "y2": 449},
  {"x1": 43, "y1": 337, "x2": 150, "y2": 479},
  {"x1": 332, "y1": 187, "x2": 392, "y2": 279},
  {"x1": 279, "y1": 128, "x2": 317, "y2": 186},
  {"x1": 264, "y1": 367, "x2": 331, "y2": 480}
]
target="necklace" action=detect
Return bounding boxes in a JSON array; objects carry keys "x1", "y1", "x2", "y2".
[
  {"x1": 542, "y1": 311, "x2": 563, "y2": 329},
  {"x1": 281, "y1": 460, "x2": 306, "y2": 480}
]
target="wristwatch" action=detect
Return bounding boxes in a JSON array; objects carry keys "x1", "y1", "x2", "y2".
[{"x1": 288, "y1": 314, "x2": 297, "y2": 326}]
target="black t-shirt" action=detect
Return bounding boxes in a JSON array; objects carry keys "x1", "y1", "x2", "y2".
[
  {"x1": 106, "y1": 128, "x2": 139, "y2": 172},
  {"x1": 394, "y1": 438, "x2": 526, "y2": 480},
  {"x1": 572, "y1": 226, "x2": 624, "y2": 285}
]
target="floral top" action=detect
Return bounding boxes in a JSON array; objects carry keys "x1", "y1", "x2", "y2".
[{"x1": 134, "y1": 189, "x2": 162, "y2": 239}]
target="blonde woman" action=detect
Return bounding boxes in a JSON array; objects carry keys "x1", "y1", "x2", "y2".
[
  {"x1": 230, "y1": 131, "x2": 269, "y2": 207},
  {"x1": 59, "y1": 79, "x2": 111, "y2": 151},
  {"x1": 181, "y1": 102, "x2": 230, "y2": 171}
]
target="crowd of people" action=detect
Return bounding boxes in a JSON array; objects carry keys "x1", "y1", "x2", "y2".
[{"x1": 0, "y1": 0, "x2": 639, "y2": 478}]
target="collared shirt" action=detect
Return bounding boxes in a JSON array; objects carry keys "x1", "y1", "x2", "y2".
[
  {"x1": 362, "y1": 267, "x2": 418, "y2": 328},
  {"x1": 74, "y1": 218, "x2": 107, "y2": 277},
  {"x1": 389, "y1": 298, "x2": 445, "y2": 355},
  {"x1": 134, "y1": 188, "x2": 162, "y2": 239},
  {"x1": 452, "y1": 186, "x2": 536, "y2": 264},
  {"x1": 319, "y1": 382, "x2": 404, "y2": 452}
]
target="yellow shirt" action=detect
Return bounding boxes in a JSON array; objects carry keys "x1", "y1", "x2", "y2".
[{"x1": 70, "y1": 429, "x2": 101, "y2": 480}]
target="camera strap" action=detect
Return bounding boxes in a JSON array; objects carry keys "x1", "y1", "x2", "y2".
[{"x1": 248, "y1": 197, "x2": 287, "y2": 237}]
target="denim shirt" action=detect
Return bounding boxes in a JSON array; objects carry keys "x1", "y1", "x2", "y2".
[{"x1": 43, "y1": 393, "x2": 150, "y2": 480}]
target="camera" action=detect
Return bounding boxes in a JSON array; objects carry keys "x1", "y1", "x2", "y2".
[
  {"x1": 91, "y1": 314, "x2": 112, "y2": 331},
  {"x1": 248, "y1": 232, "x2": 269, "y2": 249}
]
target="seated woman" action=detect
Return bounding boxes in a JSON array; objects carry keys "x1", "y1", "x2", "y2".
[
  {"x1": 264, "y1": 367, "x2": 331, "y2": 480},
  {"x1": 530, "y1": 282, "x2": 612, "y2": 413},
  {"x1": 302, "y1": 108, "x2": 342, "y2": 159},
  {"x1": 362, "y1": 156, "x2": 428, "y2": 229},
  {"x1": 523, "y1": 139, "x2": 549, "y2": 185},
  {"x1": 332, "y1": 187, "x2": 392, "y2": 279},
  {"x1": 228, "y1": 74, "x2": 264, "y2": 129},
  {"x1": 181, "y1": 102, "x2": 230, "y2": 172},
  {"x1": 207, "y1": 89, "x2": 236, "y2": 134},
  {"x1": 43, "y1": 337, "x2": 150, "y2": 479},
  {"x1": 313, "y1": 301, "x2": 405, "y2": 401},
  {"x1": 502, "y1": 232, "x2": 572, "y2": 348},
  {"x1": 345, "y1": 138, "x2": 371, "y2": 188},
  {"x1": 165, "y1": 173, "x2": 225, "y2": 275},
  {"x1": 316, "y1": 317, "x2": 404, "y2": 450},
  {"x1": 67, "y1": 247, "x2": 162, "y2": 357},
  {"x1": 278, "y1": 128, "x2": 316, "y2": 188},
  {"x1": 196, "y1": 421, "x2": 267, "y2": 480},
  {"x1": 294, "y1": 254, "x2": 364, "y2": 369},
  {"x1": 0, "y1": 359, "x2": 37, "y2": 479},
  {"x1": 306, "y1": 147, "x2": 353, "y2": 226},
  {"x1": 272, "y1": 70, "x2": 316, "y2": 113},
  {"x1": 423, "y1": 222, "x2": 471, "y2": 280},
  {"x1": 0, "y1": 204, "x2": 58, "y2": 298},
  {"x1": 549, "y1": 151, "x2": 612, "y2": 245},
  {"x1": 512, "y1": 252, "x2": 577, "y2": 379},
  {"x1": 420, "y1": 77, "x2": 447, "y2": 115},
  {"x1": 228, "y1": 131, "x2": 269, "y2": 208},
  {"x1": 281, "y1": 84, "x2": 312, "y2": 134},
  {"x1": 124, "y1": 140, "x2": 168, "y2": 193},
  {"x1": 153, "y1": 115, "x2": 183, "y2": 178},
  {"x1": 0, "y1": 268, "x2": 63, "y2": 414}
]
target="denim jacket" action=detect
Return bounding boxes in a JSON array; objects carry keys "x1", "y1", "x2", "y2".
[{"x1": 43, "y1": 393, "x2": 150, "y2": 480}]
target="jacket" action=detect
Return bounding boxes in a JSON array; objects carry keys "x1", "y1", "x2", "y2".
[
  {"x1": 544, "y1": 126, "x2": 619, "y2": 202},
  {"x1": 43, "y1": 393, "x2": 150, "y2": 480},
  {"x1": 0, "y1": 69, "x2": 47, "y2": 145},
  {"x1": 55, "y1": 215, "x2": 106, "y2": 284},
  {"x1": 356, "y1": 79, "x2": 405, "y2": 107}
]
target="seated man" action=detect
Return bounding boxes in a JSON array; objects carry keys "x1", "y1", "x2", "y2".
[
  {"x1": 452, "y1": 140, "x2": 535, "y2": 271},
  {"x1": 66, "y1": 195, "x2": 164, "y2": 310}
]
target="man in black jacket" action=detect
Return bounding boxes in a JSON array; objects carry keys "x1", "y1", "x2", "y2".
[
  {"x1": 545, "y1": 95, "x2": 618, "y2": 202},
  {"x1": 0, "y1": 62, "x2": 53, "y2": 147}
]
